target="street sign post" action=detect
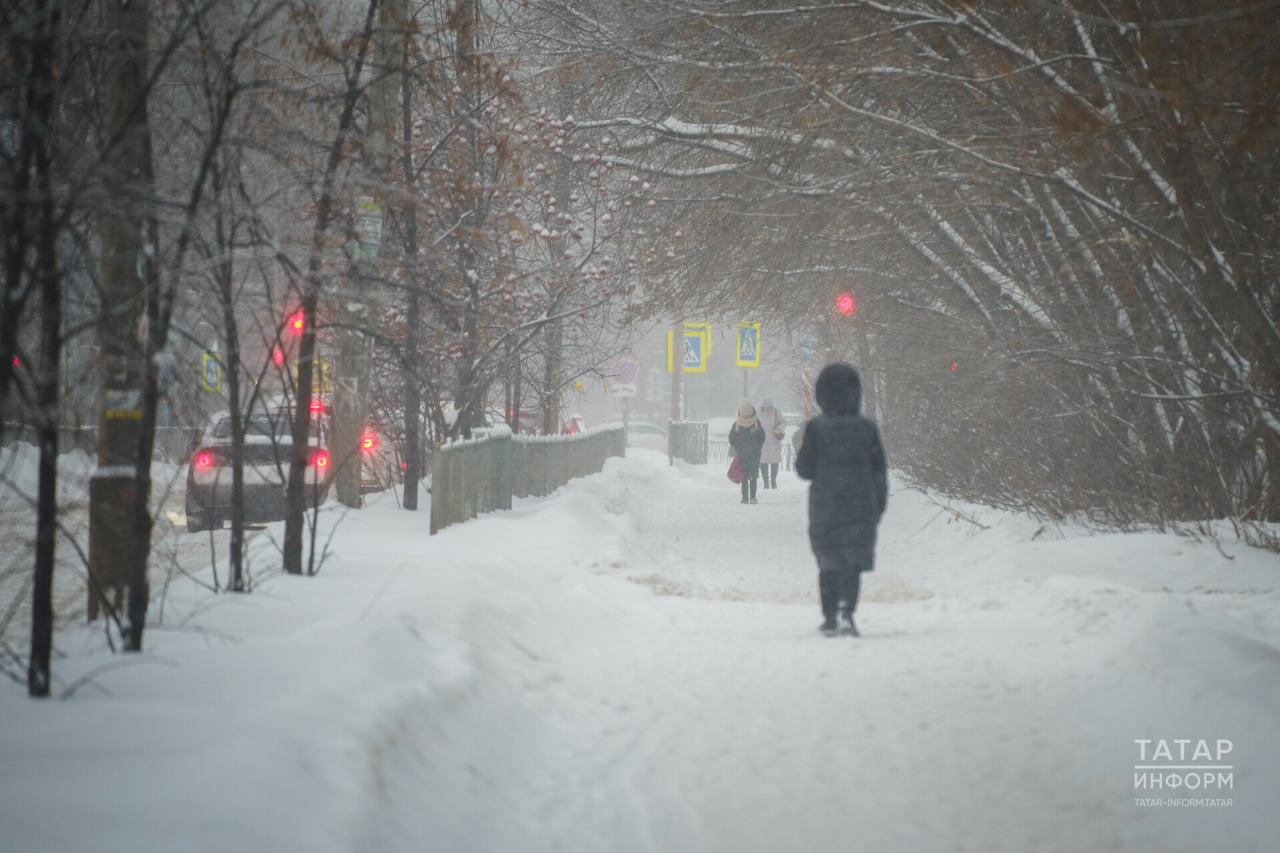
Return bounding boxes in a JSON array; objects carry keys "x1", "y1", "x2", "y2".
[
  {"x1": 736, "y1": 323, "x2": 761, "y2": 398},
  {"x1": 612, "y1": 352, "x2": 639, "y2": 444}
]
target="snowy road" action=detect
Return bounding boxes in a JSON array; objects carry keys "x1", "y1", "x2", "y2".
[{"x1": 3, "y1": 451, "x2": 1278, "y2": 852}]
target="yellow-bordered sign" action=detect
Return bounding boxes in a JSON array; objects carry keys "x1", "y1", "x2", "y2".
[
  {"x1": 202, "y1": 354, "x2": 222, "y2": 392},
  {"x1": 736, "y1": 323, "x2": 761, "y2": 367},
  {"x1": 684, "y1": 322, "x2": 712, "y2": 356},
  {"x1": 666, "y1": 327, "x2": 709, "y2": 373},
  {"x1": 294, "y1": 358, "x2": 329, "y2": 393}
]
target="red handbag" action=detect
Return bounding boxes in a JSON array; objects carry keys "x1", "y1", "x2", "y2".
[{"x1": 727, "y1": 454, "x2": 743, "y2": 484}]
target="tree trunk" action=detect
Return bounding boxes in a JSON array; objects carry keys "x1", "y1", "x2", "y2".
[
  {"x1": 283, "y1": 287, "x2": 319, "y2": 575},
  {"x1": 283, "y1": 0, "x2": 382, "y2": 573},
  {"x1": 400, "y1": 49, "x2": 422, "y2": 511},
  {"x1": 511, "y1": 354, "x2": 522, "y2": 435},
  {"x1": 27, "y1": 10, "x2": 60, "y2": 690},
  {"x1": 542, "y1": 316, "x2": 562, "y2": 434},
  {"x1": 333, "y1": 0, "x2": 405, "y2": 506},
  {"x1": 215, "y1": 202, "x2": 246, "y2": 590},
  {"x1": 402, "y1": 286, "x2": 421, "y2": 510}
]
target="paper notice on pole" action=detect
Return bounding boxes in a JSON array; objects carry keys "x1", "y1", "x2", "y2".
[{"x1": 356, "y1": 197, "x2": 383, "y2": 259}]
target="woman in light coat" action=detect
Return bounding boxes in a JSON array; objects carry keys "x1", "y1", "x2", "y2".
[{"x1": 757, "y1": 396, "x2": 787, "y2": 489}]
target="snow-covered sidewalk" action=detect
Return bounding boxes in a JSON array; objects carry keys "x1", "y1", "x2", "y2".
[{"x1": 2, "y1": 451, "x2": 1278, "y2": 852}]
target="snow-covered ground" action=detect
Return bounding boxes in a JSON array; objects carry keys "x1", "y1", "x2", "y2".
[
  {"x1": 0, "y1": 442, "x2": 239, "y2": 641},
  {"x1": 2, "y1": 451, "x2": 1277, "y2": 852}
]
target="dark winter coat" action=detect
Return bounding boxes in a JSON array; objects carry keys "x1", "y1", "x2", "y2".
[
  {"x1": 795, "y1": 363, "x2": 888, "y2": 572},
  {"x1": 729, "y1": 421, "x2": 767, "y2": 475}
]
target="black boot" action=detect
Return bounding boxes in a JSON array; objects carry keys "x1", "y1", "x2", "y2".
[
  {"x1": 839, "y1": 605, "x2": 859, "y2": 637},
  {"x1": 840, "y1": 573, "x2": 862, "y2": 636},
  {"x1": 819, "y1": 571, "x2": 839, "y2": 635}
]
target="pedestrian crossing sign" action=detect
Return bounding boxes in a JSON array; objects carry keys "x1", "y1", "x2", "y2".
[
  {"x1": 293, "y1": 357, "x2": 329, "y2": 393},
  {"x1": 736, "y1": 323, "x2": 761, "y2": 367},
  {"x1": 684, "y1": 323, "x2": 712, "y2": 356},
  {"x1": 202, "y1": 353, "x2": 222, "y2": 392},
  {"x1": 666, "y1": 328, "x2": 708, "y2": 373}
]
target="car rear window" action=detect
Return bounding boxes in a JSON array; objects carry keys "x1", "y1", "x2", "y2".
[{"x1": 211, "y1": 412, "x2": 292, "y2": 439}]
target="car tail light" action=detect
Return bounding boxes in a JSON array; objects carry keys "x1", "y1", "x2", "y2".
[
  {"x1": 195, "y1": 452, "x2": 214, "y2": 469},
  {"x1": 311, "y1": 450, "x2": 329, "y2": 470}
]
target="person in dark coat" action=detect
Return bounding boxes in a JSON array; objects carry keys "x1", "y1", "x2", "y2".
[
  {"x1": 729, "y1": 400, "x2": 766, "y2": 504},
  {"x1": 795, "y1": 363, "x2": 887, "y2": 636}
]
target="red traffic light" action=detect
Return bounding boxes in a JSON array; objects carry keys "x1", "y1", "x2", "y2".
[
  {"x1": 288, "y1": 311, "x2": 305, "y2": 334},
  {"x1": 836, "y1": 294, "x2": 855, "y2": 315},
  {"x1": 361, "y1": 432, "x2": 377, "y2": 453},
  {"x1": 311, "y1": 450, "x2": 329, "y2": 469},
  {"x1": 272, "y1": 349, "x2": 285, "y2": 365},
  {"x1": 195, "y1": 452, "x2": 213, "y2": 469}
]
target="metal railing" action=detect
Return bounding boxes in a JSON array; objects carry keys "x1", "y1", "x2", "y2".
[
  {"x1": 430, "y1": 424, "x2": 626, "y2": 534},
  {"x1": 668, "y1": 421, "x2": 708, "y2": 465},
  {"x1": 708, "y1": 438, "x2": 796, "y2": 470},
  {"x1": 708, "y1": 440, "x2": 731, "y2": 464}
]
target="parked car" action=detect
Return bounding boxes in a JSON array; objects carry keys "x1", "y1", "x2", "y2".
[
  {"x1": 185, "y1": 405, "x2": 331, "y2": 532},
  {"x1": 626, "y1": 421, "x2": 668, "y2": 452}
]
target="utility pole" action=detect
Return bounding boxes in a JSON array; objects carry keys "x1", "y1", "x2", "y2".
[{"x1": 89, "y1": 0, "x2": 153, "y2": 620}]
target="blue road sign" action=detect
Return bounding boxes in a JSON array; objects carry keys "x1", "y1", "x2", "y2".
[{"x1": 736, "y1": 323, "x2": 761, "y2": 367}]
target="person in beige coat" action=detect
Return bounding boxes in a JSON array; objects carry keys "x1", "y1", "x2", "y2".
[{"x1": 757, "y1": 396, "x2": 787, "y2": 489}]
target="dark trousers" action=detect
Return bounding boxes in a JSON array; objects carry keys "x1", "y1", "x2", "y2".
[
  {"x1": 740, "y1": 476, "x2": 757, "y2": 501},
  {"x1": 759, "y1": 463, "x2": 778, "y2": 487},
  {"x1": 818, "y1": 570, "x2": 861, "y2": 620}
]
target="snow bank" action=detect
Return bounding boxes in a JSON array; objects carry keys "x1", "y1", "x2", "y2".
[
  {"x1": 0, "y1": 442, "x2": 187, "y2": 512},
  {"x1": 0, "y1": 442, "x2": 95, "y2": 510},
  {"x1": 1, "y1": 451, "x2": 1276, "y2": 852}
]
